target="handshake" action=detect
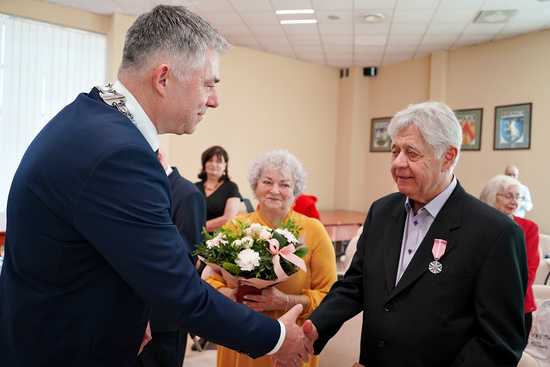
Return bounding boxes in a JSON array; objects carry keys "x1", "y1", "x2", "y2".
[{"x1": 272, "y1": 304, "x2": 318, "y2": 367}]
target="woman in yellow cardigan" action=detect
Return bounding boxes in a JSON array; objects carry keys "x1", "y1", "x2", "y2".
[{"x1": 207, "y1": 149, "x2": 337, "y2": 367}]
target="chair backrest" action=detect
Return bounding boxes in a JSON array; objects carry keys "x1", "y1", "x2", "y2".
[
  {"x1": 540, "y1": 234, "x2": 550, "y2": 256},
  {"x1": 534, "y1": 233, "x2": 550, "y2": 285},
  {"x1": 337, "y1": 226, "x2": 363, "y2": 277},
  {"x1": 242, "y1": 198, "x2": 254, "y2": 213}
]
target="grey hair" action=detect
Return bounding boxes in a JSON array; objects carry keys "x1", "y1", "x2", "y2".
[
  {"x1": 479, "y1": 174, "x2": 521, "y2": 208},
  {"x1": 119, "y1": 5, "x2": 229, "y2": 78},
  {"x1": 387, "y1": 101, "x2": 463, "y2": 167},
  {"x1": 248, "y1": 150, "x2": 306, "y2": 197}
]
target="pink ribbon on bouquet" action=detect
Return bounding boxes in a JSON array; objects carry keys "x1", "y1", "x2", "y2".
[{"x1": 268, "y1": 239, "x2": 306, "y2": 280}]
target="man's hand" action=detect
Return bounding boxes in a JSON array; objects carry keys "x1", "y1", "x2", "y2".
[
  {"x1": 138, "y1": 322, "x2": 152, "y2": 355},
  {"x1": 272, "y1": 304, "x2": 309, "y2": 367},
  {"x1": 302, "y1": 320, "x2": 318, "y2": 355}
]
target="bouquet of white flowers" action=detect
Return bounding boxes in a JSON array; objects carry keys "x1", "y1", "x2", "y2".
[{"x1": 195, "y1": 219, "x2": 307, "y2": 301}]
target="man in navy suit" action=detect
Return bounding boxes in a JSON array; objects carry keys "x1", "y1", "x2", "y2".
[
  {"x1": 137, "y1": 150, "x2": 206, "y2": 367},
  {"x1": 0, "y1": 5, "x2": 309, "y2": 367},
  {"x1": 304, "y1": 102, "x2": 527, "y2": 366}
]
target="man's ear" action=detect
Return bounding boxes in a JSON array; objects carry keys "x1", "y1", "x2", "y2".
[
  {"x1": 151, "y1": 64, "x2": 170, "y2": 97},
  {"x1": 442, "y1": 146, "x2": 458, "y2": 171}
]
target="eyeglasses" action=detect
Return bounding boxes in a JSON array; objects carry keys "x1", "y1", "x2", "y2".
[{"x1": 497, "y1": 192, "x2": 520, "y2": 201}]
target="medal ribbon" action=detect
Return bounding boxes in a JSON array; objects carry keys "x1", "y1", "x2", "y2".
[{"x1": 432, "y1": 239, "x2": 447, "y2": 260}]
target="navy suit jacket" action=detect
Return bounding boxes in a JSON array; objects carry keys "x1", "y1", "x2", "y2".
[
  {"x1": 0, "y1": 89, "x2": 279, "y2": 366},
  {"x1": 150, "y1": 167, "x2": 206, "y2": 332},
  {"x1": 310, "y1": 183, "x2": 527, "y2": 367}
]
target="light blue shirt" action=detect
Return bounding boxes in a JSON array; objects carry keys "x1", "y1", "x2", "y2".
[{"x1": 395, "y1": 176, "x2": 457, "y2": 284}]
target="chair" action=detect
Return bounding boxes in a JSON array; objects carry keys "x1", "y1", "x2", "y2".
[
  {"x1": 535, "y1": 234, "x2": 550, "y2": 285},
  {"x1": 242, "y1": 198, "x2": 254, "y2": 213},
  {"x1": 337, "y1": 226, "x2": 363, "y2": 279}
]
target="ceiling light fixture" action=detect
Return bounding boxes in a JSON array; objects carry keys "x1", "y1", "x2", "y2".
[
  {"x1": 473, "y1": 9, "x2": 517, "y2": 23},
  {"x1": 280, "y1": 19, "x2": 318, "y2": 25},
  {"x1": 363, "y1": 13, "x2": 385, "y2": 23},
  {"x1": 275, "y1": 9, "x2": 315, "y2": 15}
]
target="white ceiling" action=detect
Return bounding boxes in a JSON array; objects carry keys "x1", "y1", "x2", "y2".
[{"x1": 49, "y1": 0, "x2": 550, "y2": 67}]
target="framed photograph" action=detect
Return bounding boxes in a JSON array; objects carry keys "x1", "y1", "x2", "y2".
[
  {"x1": 494, "y1": 103, "x2": 532, "y2": 150},
  {"x1": 370, "y1": 117, "x2": 392, "y2": 152},
  {"x1": 455, "y1": 108, "x2": 483, "y2": 151}
]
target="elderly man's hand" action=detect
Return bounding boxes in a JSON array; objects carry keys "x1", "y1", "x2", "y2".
[
  {"x1": 302, "y1": 320, "x2": 317, "y2": 355},
  {"x1": 272, "y1": 304, "x2": 310, "y2": 367}
]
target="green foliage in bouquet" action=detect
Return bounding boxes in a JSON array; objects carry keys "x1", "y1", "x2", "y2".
[{"x1": 194, "y1": 219, "x2": 308, "y2": 281}]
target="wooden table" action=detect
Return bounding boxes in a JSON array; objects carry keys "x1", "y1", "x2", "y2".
[{"x1": 319, "y1": 210, "x2": 366, "y2": 243}]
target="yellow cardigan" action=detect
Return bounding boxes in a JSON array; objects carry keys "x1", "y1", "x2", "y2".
[{"x1": 207, "y1": 210, "x2": 337, "y2": 367}]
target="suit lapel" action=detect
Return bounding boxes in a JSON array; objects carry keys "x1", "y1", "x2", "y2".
[
  {"x1": 387, "y1": 184, "x2": 465, "y2": 302},
  {"x1": 383, "y1": 199, "x2": 407, "y2": 293}
]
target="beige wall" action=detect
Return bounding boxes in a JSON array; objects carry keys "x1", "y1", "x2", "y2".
[
  {"x1": 344, "y1": 57, "x2": 431, "y2": 212},
  {"x1": 5, "y1": 0, "x2": 549, "y2": 231},
  {"x1": 356, "y1": 31, "x2": 550, "y2": 232},
  {"x1": 448, "y1": 30, "x2": 550, "y2": 232},
  {"x1": 169, "y1": 47, "x2": 340, "y2": 209}
]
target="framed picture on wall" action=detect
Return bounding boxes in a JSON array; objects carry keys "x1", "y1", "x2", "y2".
[
  {"x1": 494, "y1": 103, "x2": 532, "y2": 150},
  {"x1": 455, "y1": 108, "x2": 483, "y2": 151},
  {"x1": 370, "y1": 117, "x2": 392, "y2": 152}
]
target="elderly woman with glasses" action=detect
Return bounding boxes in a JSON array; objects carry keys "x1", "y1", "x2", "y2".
[
  {"x1": 206, "y1": 149, "x2": 337, "y2": 367},
  {"x1": 480, "y1": 174, "x2": 540, "y2": 344}
]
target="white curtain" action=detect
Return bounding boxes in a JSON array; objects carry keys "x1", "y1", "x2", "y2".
[{"x1": 0, "y1": 14, "x2": 107, "y2": 230}]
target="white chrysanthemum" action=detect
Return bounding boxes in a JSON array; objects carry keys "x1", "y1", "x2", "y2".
[
  {"x1": 275, "y1": 228, "x2": 298, "y2": 244},
  {"x1": 232, "y1": 239, "x2": 242, "y2": 248},
  {"x1": 235, "y1": 249, "x2": 261, "y2": 271},
  {"x1": 241, "y1": 236, "x2": 254, "y2": 249}
]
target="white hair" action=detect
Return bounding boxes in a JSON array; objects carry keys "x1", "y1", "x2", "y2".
[
  {"x1": 479, "y1": 174, "x2": 521, "y2": 208},
  {"x1": 387, "y1": 101, "x2": 463, "y2": 168},
  {"x1": 248, "y1": 150, "x2": 306, "y2": 197}
]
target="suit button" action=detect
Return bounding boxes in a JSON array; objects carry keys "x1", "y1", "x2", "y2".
[
  {"x1": 377, "y1": 340, "x2": 385, "y2": 348},
  {"x1": 384, "y1": 303, "x2": 392, "y2": 312}
]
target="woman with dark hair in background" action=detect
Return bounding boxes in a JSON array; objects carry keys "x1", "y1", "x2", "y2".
[{"x1": 195, "y1": 145, "x2": 242, "y2": 232}]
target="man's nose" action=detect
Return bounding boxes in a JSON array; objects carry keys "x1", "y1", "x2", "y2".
[
  {"x1": 207, "y1": 89, "x2": 219, "y2": 108},
  {"x1": 392, "y1": 151, "x2": 408, "y2": 168}
]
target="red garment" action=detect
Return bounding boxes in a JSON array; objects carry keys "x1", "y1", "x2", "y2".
[
  {"x1": 293, "y1": 194, "x2": 320, "y2": 219},
  {"x1": 514, "y1": 216, "x2": 540, "y2": 313}
]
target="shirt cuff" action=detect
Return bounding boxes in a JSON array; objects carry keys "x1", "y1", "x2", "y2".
[{"x1": 267, "y1": 320, "x2": 285, "y2": 355}]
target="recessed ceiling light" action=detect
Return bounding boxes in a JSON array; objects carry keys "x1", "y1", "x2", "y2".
[
  {"x1": 474, "y1": 9, "x2": 517, "y2": 23},
  {"x1": 280, "y1": 19, "x2": 318, "y2": 25},
  {"x1": 363, "y1": 13, "x2": 385, "y2": 23},
  {"x1": 275, "y1": 9, "x2": 315, "y2": 15}
]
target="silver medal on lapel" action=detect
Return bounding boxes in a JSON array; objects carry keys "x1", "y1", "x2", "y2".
[{"x1": 429, "y1": 239, "x2": 447, "y2": 274}]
